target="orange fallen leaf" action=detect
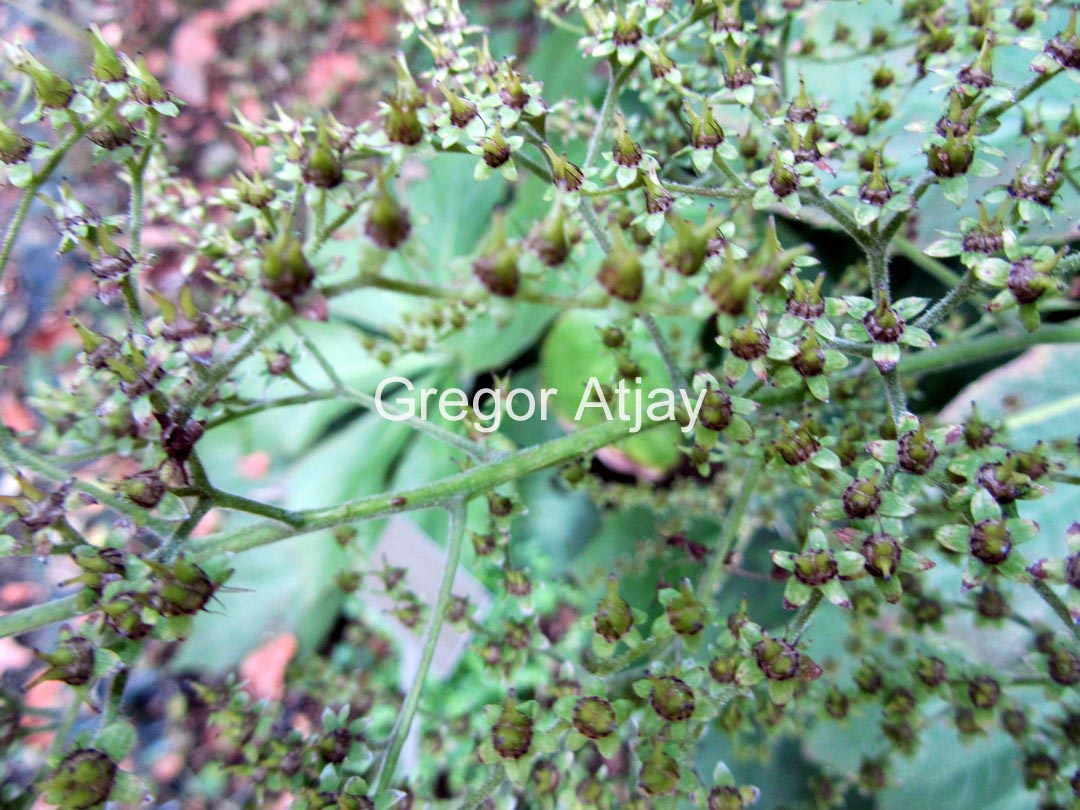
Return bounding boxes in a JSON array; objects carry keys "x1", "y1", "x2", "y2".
[
  {"x1": 239, "y1": 633, "x2": 297, "y2": 701},
  {"x1": 237, "y1": 450, "x2": 272, "y2": 480},
  {"x1": 0, "y1": 393, "x2": 37, "y2": 432}
]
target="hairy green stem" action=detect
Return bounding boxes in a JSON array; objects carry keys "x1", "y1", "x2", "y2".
[
  {"x1": 375, "y1": 500, "x2": 467, "y2": 794},
  {"x1": 913, "y1": 270, "x2": 983, "y2": 332},
  {"x1": 1032, "y1": 581, "x2": 1079, "y2": 644},
  {"x1": 697, "y1": 459, "x2": 764, "y2": 600},
  {"x1": 640, "y1": 313, "x2": 689, "y2": 394},
  {"x1": 458, "y1": 764, "x2": 507, "y2": 810},
  {"x1": 120, "y1": 110, "x2": 160, "y2": 323},
  {"x1": 787, "y1": 589, "x2": 824, "y2": 639}
]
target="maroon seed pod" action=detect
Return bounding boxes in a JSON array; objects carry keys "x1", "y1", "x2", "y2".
[
  {"x1": 791, "y1": 333, "x2": 825, "y2": 378},
  {"x1": 150, "y1": 558, "x2": 217, "y2": 616},
  {"x1": 639, "y1": 749, "x2": 680, "y2": 796},
  {"x1": 364, "y1": 186, "x2": 412, "y2": 250},
  {"x1": 769, "y1": 161, "x2": 800, "y2": 197},
  {"x1": 729, "y1": 323, "x2": 770, "y2": 360},
  {"x1": 786, "y1": 77, "x2": 817, "y2": 123},
  {"x1": 897, "y1": 424, "x2": 938, "y2": 475},
  {"x1": 1001, "y1": 708, "x2": 1029, "y2": 738},
  {"x1": 961, "y1": 224, "x2": 1003, "y2": 255},
  {"x1": 825, "y1": 687, "x2": 849, "y2": 719},
  {"x1": 854, "y1": 662, "x2": 883, "y2": 694},
  {"x1": 1048, "y1": 647, "x2": 1080, "y2": 686},
  {"x1": 915, "y1": 655, "x2": 947, "y2": 687},
  {"x1": 698, "y1": 390, "x2": 733, "y2": 432},
  {"x1": 531, "y1": 760, "x2": 560, "y2": 795},
  {"x1": 844, "y1": 477, "x2": 882, "y2": 519},
  {"x1": 792, "y1": 549, "x2": 838, "y2": 586},
  {"x1": 863, "y1": 301, "x2": 905, "y2": 343},
  {"x1": 912, "y1": 597, "x2": 943, "y2": 626},
  {"x1": 120, "y1": 469, "x2": 166, "y2": 509},
  {"x1": 707, "y1": 786, "x2": 744, "y2": 810},
  {"x1": 709, "y1": 655, "x2": 738, "y2": 684},
  {"x1": 969, "y1": 519, "x2": 1012, "y2": 565},
  {"x1": 786, "y1": 273, "x2": 826, "y2": 320},
  {"x1": 883, "y1": 687, "x2": 916, "y2": 716},
  {"x1": 755, "y1": 637, "x2": 801, "y2": 681},
  {"x1": 491, "y1": 702, "x2": 533, "y2": 760},
  {"x1": 572, "y1": 696, "x2": 616, "y2": 739},
  {"x1": 1006, "y1": 258, "x2": 1051, "y2": 305},
  {"x1": 976, "y1": 460, "x2": 1028, "y2": 504},
  {"x1": 976, "y1": 585, "x2": 1009, "y2": 619},
  {"x1": 648, "y1": 678, "x2": 691, "y2": 721},
  {"x1": 861, "y1": 533, "x2": 902, "y2": 579},
  {"x1": 472, "y1": 249, "x2": 520, "y2": 298},
  {"x1": 967, "y1": 675, "x2": 1001, "y2": 709},
  {"x1": 774, "y1": 423, "x2": 820, "y2": 466},
  {"x1": 1044, "y1": 11, "x2": 1080, "y2": 70},
  {"x1": 1065, "y1": 552, "x2": 1080, "y2": 588},
  {"x1": 32, "y1": 635, "x2": 95, "y2": 687},
  {"x1": 0, "y1": 121, "x2": 32, "y2": 164}
]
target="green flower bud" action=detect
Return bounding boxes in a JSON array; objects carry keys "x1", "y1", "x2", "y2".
[
  {"x1": 261, "y1": 233, "x2": 315, "y2": 301},
  {"x1": 612, "y1": 114, "x2": 643, "y2": 167},
  {"x1": 31, "y1": 634, "x2": 94, "y2": 687},
  {"x1": 527, "y1": 200, "x2": 577, "y2": 266},
  {"x1": 541, "y1": 144, "x2": 583, "y2": 192},
  {"x1": 1045, "y1": 8, "x2": 1080, "y2": 69},
  {"x1": 861, "y1": 533, "x2": 901, "y2": 579},
  {"x1": 792, "y1": 330, "x2": 825, "y2": 378},
  {"x1": 927, "y1": 131, "x2": 974, "y2": 178},
  {"x1": 0, "y1": 120, "x2": 32, "y2": 164},
  {"x1": 594, "y1": 576, "x2": 633, "y2": 641},
  {"x1": 87, "y1": 115, "x2": 136, "y2": 151},
  {"x1": 572, "y1": 696, "x2": 616, "y2": 739},
  {"x1": 364, "y1": 181, "x2": 411, "y2": 249},
  {"x1": 13, "y1": 48, "x2": 74, "y2": 109},
  {"x1": 958, "y1": 35, "x2": 994, "y2": 88},
  {"x1": 650, "y1": 675, "x2": 695, "y2": 721},
  {"x1": 303, "y1": 118, "x2": 344, "y2": 189},
  {"x1": 129, "y1": 55, "x2": 169, "y2": 104},
  {"x1": 88, "y1": 25, "x2": 126, "y2": 83},
  {"x1": 41, "y1": 748, "x2": 117, "y2": 810},
  {"x1": 859, "y1": 154, "x2": 893, "y2": 206},
  {"x1": 472, "y1": 213, "x2": 520, "y2": 297},
  {"x1": 597, "y1": 225, "x2": 644, "y2": 302},
  {"x1": 491, "y1": 700, "x2": 533, "y2": 760},
  {"x1": 786, "y1": 273, "x2": 825, "y2": 320},
  {"x1": 969, "y1": 519, "x2": 1012, "y2": 565},
  {"x1": 755, "y1": 636, "x2": 800, "y2": 681},
  {"x1": 639, "y1": 748, "x2": 680, "y2": 796},
  {"x1": 967, "y1": 675, "x2": 1001, "y2": 709},
  {"x1": 898, "y1": 421, "x2": 938, "y2": 475},
  {"x1": 787, "y1": 75, "x2": 817, "y2": 123},
  {"x1": 147, "y1": 557, "x2": 218, "y2": 616},
  {"x1": 665, "y1": 580, "x2": 706, "y2": 635},
  {"x1": 119, "y1": 468, "x2": 165, "y2": 508},
  {"x1": 844, "y1": 476, "x2": 882, "y2": 518}
]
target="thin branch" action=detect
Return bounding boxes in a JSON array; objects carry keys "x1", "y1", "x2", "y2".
[{"x1": 376, "y1": 500, "x2": 468, "y2": 794}]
